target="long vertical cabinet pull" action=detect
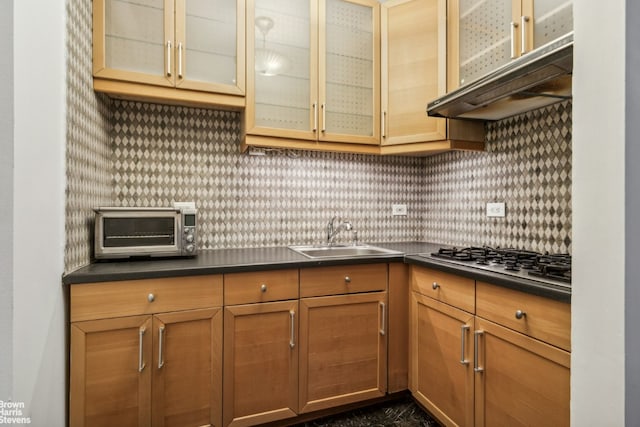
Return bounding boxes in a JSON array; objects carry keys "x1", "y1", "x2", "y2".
[
  {"x1": 379, "y1": 302, "x2": 386, "y2": 336},
  {"x1": 138, "y1": 327, "x2": 146, "y2": 372},
  {"x1": 460, "y1": 325, "x2": 470, "y2": 365},
  {"x1": 313, "y1": 102, "x2": 318, "y2": 132},
  {"x1": 382, "y1": 111, "x2": 387, "y2": 138},
  {"x1": 158, "y1": 325, "x2": 165, "y2": 369},
  {"x1": 166, "y1": 41, "x2": 172, "y2": 76},
  {"x1": 177, "y1": 42, "x2": 183, "y2": 78},
  {"x1": 321, "y1": 103, "x2": 326, "y2": 133},
  {"x1": 510, "y1": 22, "x2": 518, "y2": 58},
  {"x1": 289, "y1": 311, "x2": 296, "y2": 349},
  {"x1": 474, "y1": 330, "x2": 484, "y2": 373},
  {"x1": 521, "y1": 16, "x2": 530, "y2": 54}
]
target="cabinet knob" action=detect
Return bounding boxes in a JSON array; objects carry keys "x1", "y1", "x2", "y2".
[
  {"x1": 148, "y1": 293, "x2": 155, "y2": 302},
  {"x1": 344, "y1": 276, "x2": 351, "y2": 283},
  {"x1": 432, "y1": 282, "x2": 440, "y2": 290},
  {"x1": 515, "y1": 310, "x2": 526, "y2": 320},
  {"x1": 261, "y1": 284, "x2": 267, "y2": 292}
]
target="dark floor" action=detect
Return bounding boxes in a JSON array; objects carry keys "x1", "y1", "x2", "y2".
[{"x1": 294, "y1": 397, "x2": 439, "y2": 427}]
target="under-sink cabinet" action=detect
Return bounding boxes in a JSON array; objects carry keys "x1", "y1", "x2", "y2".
[
  {"x1": 92, "y1": 0, "x2": 245, "y2": 109},
  {"x1": 222, "y1": 269, "x2": 300, "y2": 427},
  {"x1": 69, "y1": 275, "x2": 223, "y2": 427},
  {"x1": 299, "y1": 264, "x2": 388, "y2": 413},
  {"x1": 409, "y1": 266, "x2": 570, "y2": 427}
]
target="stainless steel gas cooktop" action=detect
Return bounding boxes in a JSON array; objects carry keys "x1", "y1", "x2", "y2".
[{"x1": 418, "y1": 246, "x2": 571, "y2": 289}]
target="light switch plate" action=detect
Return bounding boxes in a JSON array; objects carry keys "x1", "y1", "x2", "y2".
[
  {"x1": 392, "y1": 204, "x2": 407, "y2": 216},
  {"x1": 486, "y1": 202, "x2": 506, "y2": 217}
]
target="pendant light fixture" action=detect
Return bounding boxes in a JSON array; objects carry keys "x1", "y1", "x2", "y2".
[{"x1": 254, "y1": 16, "x2": 289, "y2": 76}]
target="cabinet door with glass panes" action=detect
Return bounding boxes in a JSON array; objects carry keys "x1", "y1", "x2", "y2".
[
  {"x1": 93, "y1": 0, "x2": 244, "y2": 96},
  {"x1": 245, "y1": 0, "x2": 379, "y2": 146},
  {"x1": 448, "y1": 0, "x2": 572, "y2": 90}
]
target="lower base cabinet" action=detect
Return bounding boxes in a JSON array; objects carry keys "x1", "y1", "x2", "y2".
[{"x1": 299, "y1": 292, "x2": 388, "y2": 413}]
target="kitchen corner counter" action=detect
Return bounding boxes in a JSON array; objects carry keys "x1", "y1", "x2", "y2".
[{"x1": 62, "y1": 242, "x2": 441, "y2": 286}]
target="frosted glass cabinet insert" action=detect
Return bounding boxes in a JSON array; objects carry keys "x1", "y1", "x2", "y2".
[
  {"x1": 451, "y1": 0, "x2": 572, "y2": 88},
  {"x1": 93, "y1": 0, "x2": 245, "y2": 97},
  {"x1": 245, "y1": 0, "x2": 380, "y2": 147}
]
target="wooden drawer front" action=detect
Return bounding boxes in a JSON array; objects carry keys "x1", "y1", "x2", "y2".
[
  {"x1": 411, "y1": 266, "x2": 475, "y2": 313},
  {"x1": 224, "y1": 269, "x2": 299, "y2": 305},
  {"x1": 299, "y1": 264, "x2": 388, "y2": 297},
  {"x1": 70, "y1": 275, "x2": 223, "y2": 322},
  {"x1": 476, "y1": 282, "x2": 571, "y2": 351}
]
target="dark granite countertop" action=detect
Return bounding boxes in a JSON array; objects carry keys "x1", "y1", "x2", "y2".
[{"x1": 62, "y1": 241, "x2": 570, "y2": 302}]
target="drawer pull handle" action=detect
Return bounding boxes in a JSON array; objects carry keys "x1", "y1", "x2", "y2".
[
  {"x1": 379, "y1": 302, "x2": 386, "y2": 336},
  {"x1": 474, "y1": 330, "x2": 484, "y2": 373},
  {"x1": 138, "y1": 327, "x2": 146, "y2": 372},
  {"x1": 515, "y1": 310, "x2": 526, "y2": 320},
  {"x1": 289, "y1": 310, "x2": 296, "y2": 349},
  {"x1": 344, "y1": 276, "x2": 351, "y2": 283},
  {"x1": 148, "y1": 293, "x2": 155, "y2": 303},
  {"x1": 460, "y1": 325, "x2": 470, "y2": 365},
  {"x1": 158, "y1": 326, "x2": 165, "y2": 369},
  {"x1": 261, "y1": 284, "x2": 267, "y2": 292},
  {"x1": 432, "y1": 282, "x2": 439, "y2": 290}
]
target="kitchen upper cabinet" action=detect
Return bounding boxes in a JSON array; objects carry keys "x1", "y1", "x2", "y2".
[
  {"x1": 448, "y1": 0, "x2": 573, "y2": 89},
  {"x1": 69, "y1": 276, "x2": 223, "y2": 427},
  {"x1": 380, "y1": 0, "x2": 484, "y2": 156},
  {"x1": 243, "y1": 0, "x2": 381, "y2": 154},
  {"x1": 93, "y1": 0, "x2": 245, "y2": 109}
]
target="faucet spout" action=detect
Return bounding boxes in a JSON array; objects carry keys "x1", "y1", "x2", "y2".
[{"x1": 326, "y1": 216, "x2": 353, "y2": 246}]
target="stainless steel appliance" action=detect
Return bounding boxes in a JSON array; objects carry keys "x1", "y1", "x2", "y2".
[
  {"x1": 94, "y1": 206, "x2": 197, "y2": 259},
  {"x1": 420, "y1": 246, "x2": 571, "y2": 288}
]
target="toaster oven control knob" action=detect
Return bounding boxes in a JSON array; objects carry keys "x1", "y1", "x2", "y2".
[
  {"x1": 186, "y1": 244, "x2": 195, "y2": 253},
  {"x1": 186, "y1": 234, "x2": 194, "y2": 243}
]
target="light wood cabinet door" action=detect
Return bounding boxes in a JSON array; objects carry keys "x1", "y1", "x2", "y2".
[
  {"x1": 70, "y1": 315, "x2": 153, "y2": 427},
  {"x1": 474, "y1": 318, "x2": 570, "y2": 427},
  {"x1": 409, "y1": 292, "x2": 474, "y2": 427},
  {"x1": 299, "y1": 292, "x2": 387, "y2": 413},
  {"x1": 152, "y1": 308, "x2": 223, "y2": 427},
  {"x1": 223, "y1": 300, "x2": 299, "y2": 427}
]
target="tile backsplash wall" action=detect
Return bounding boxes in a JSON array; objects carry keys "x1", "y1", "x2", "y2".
[
  {"x1": 111, "y1": 101, "x2": 426, "y2": 248},
  {"x1": 64, "y1": 1, "x2": 572, "y2": 273},
  {"x1": 422, "y1": 101, "x2": 572, "y2": 253}
]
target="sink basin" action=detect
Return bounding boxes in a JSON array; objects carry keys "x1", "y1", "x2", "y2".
[{"x1": 288, "y1": 244, "x2": 403, "y2": 259}]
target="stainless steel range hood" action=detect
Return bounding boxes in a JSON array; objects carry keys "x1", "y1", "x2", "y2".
[{"x1": 427, "y1": 32, "x2": 573, "y2": 121}]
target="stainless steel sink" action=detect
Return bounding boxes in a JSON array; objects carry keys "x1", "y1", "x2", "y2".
[{"x1": 288, "y1": 244, "x2": 403, "y2": 259}]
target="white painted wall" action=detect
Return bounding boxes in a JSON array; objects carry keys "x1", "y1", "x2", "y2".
[
  {"x1": 572, "y1": 0, "x2": 627, "y2": 425},
  {"x1": 12, "y1": 0, "x2": 67, "y2": 425},
  {"x1": 0, "y1": 0, "x2": 14, "y2": 402}
]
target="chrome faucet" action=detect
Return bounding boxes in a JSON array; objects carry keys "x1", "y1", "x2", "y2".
[{"x1": 326, "y1": 216, "x2": 353, "y2": 246}]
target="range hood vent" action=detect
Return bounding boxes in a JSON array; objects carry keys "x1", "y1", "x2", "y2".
[{"x1": 427, "y1": 32, "x2": 573, "y2": 121}]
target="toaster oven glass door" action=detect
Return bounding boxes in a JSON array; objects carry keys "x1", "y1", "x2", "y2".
[{"x1": 103, "y1": 217, "x2": 176, "y2": 247}]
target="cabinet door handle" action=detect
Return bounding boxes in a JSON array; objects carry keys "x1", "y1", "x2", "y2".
[
  {"x1": 158, "y1": 325, "x2": 165, "y2": 369},
  {"x1": 289, "y1": 310, "x2": 296, "y2": 349},
  {"x1": 379, "y1": 302, "x2": 386, "y2": 336},
  {"x1": 313, "y1": 102, "x2": 318, "y2": 132},
  {"x1": 432, "y1": 282, "x2": 439, "y2": 290},
  {"x1": 515, "y1": 309, "x2": 527, "y2": 320},
  {"x1": 138, "y1": 327, "x2": 146, "y2": 372},
  {"x1": 474, "y1": 330, "x2": 484, "y2": 373},
  {"x1": 460, "y1": 325, "x2": 470, "y2": 365},
  {"x1": 166, "y1": 40, "x2": 172, "y2": 77},
  {"x1": 382, "y1": 111, "x2": 387, "y2": 138},
  {"x1": 521, "y1": 16, "x2": 530, "y2": 55},
  {"x1": 178, "y1": 42, "x2": 183, "y2": 78},
  {"x1": 321, "y1": 103, "x2": 326, "y2": 133},
  {"x1": 344, "y1": 276, "x2": 352, "y2": 284},
  {"x1": 510, "y1": 22, "x2": 518, "y2": 58}
]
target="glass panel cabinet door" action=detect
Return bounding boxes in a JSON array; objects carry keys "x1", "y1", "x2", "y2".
[
  {"x1": 457, "y1": 0, "x2": 517, "y2": 87},
  {"x1": 95, "y1": 0, "x2": 174, "y2": 86},
  {"x1": 320, "y1": 0, "x2": 379, "y2": 144},
  {"x1": 176, "y1": 0, "x2": 245, "y2": 95},
  {"x1": 246, "y1": 0, "x2": 318, "y2": 140},
  {"x1": 530, "y1": 0, "x2": 573, "y2": 49}
]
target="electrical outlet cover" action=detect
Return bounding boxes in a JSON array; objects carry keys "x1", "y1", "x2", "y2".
[{"x1": 486, "y1": 202, "x2": 506, "y2": 217}]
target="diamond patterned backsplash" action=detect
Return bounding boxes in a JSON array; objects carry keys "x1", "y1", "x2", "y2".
[
  {"x1": 423, "y1": 101, "x2": 572, "y2": 254},
  {"x1": 64, "y1": 0, "x2": 571, "y2": 273}
]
